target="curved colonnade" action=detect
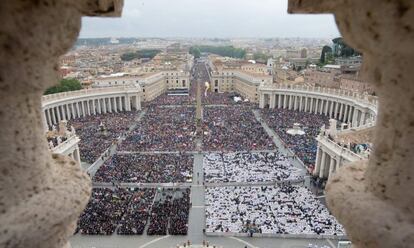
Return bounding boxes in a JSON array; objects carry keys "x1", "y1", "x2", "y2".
[
  {"x1": 41, "y1": 86, "x2": 142, "y2": 128},
  {"x1": 259, "y1": 84, "x2": 378, "y2": 181},
  {"x1": 42, "y1": 84, "x2": 379, "y2": 183}
]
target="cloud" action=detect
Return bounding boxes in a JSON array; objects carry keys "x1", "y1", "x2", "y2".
[{"x1": 79, "y1": 0, "x2": 340, "y2": 38}]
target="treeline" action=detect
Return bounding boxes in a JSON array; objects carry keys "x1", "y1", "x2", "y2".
[
  {"x1": 75, "y1": 38, "x2": 140, "y2": 46},
  {"x1": 44, "y1": 78, "x2": 82, "y2": 95},
  {"x1": 120, "y1": 49, "x2": 161, "y2": 61},
  {"x1": 319, "y1": 37, "x2": 361, "y2": 65},
  {"x1": 189, "y1": 46, "x2": 246, "y2": 59}
]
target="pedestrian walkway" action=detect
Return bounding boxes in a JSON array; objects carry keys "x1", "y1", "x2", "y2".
[
  {"x1": 187, "y1": 153, "x2": 205, "y2": 245},
  {"x1": 252, "y1": 109, "x2": 306, "y2": 173},
  {"x1": 86, "y1": 110, "x2": 146, "y2": 177}
]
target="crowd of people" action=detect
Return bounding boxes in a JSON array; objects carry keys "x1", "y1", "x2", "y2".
[
  {"x1": 147, "y1": 189, "x2": 191, "y2": 235},
  {"x1": 76, "y1": 188, "x2": 135, "y2": 235},
  {"x1": 147, "y1": 93, "x2": 196, "y2": 106},
  {"x1": 117, "y1": 188, "x2": 156, "y2": 235},
  {"x1": 76, "y1": 187, "x2": 191, "y2": 236},
  {"x1": 261, "y1": 109, "x2": 330, "y2": 170},
  {"x1": 203, "y1": 106, "x2": 273, "y2": 151},
  {"x1": 68, "y1": 112, "x2": 138, "y2": 163},
  {"x1": 94, "y1": 153, "x2": 193, "y2": 183},
  {"x1": 204, "y1": 152, "x2": 303, "y2": 183},
  {"x1": 202, "y1": 92, "x2": 240, "y2": 105},
  {"x1": 205, "y1": 185, "x2": 345, "y2": 236},
  {"x1": 119, "y1": 107, "x2": 197, "y2": 151},
  {"x1": 169, "y1": 189, "x2": 191, "y2": 235}
]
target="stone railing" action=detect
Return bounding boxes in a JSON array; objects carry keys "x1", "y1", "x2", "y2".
[
  {"x1": 259, "y1": 83, "x2": 378, "y2": 109},
  {"x1": 50, "y1": 135, "x2": 80, "y2": 154},
  {"x1": 337, "y1": 120, "x2": 376, "y2": 135},
  {"x1": 318, "y1": 133, "x2": 367, "y2": 162},
  {"x1": 42, "y1": 86, "x2": 141, "y2": 104}
]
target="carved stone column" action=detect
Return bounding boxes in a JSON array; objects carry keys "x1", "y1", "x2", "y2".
[
  {"x1": 0, "y1": 1, "x2": 123, "y2": 248},
  {"x1": 288, "y1": 1, "x2": 414, "y2": 247}
]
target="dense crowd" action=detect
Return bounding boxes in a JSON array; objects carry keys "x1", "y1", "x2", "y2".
[
  {"x1": 205, "y1": 185, "x2": 345, "y2": 236},
  {"x1": 203, "y1": 106, "x2": 273, "y2": 151},
  {"x1": 117, "y1": 188, "x2": 156, "y2": 235},
  {"x1": 76, "y1": 188, "x2": 136, "y2": 235},
  {"x1": 202, "y1": 92, "x2": 239, "y2": 105},
  {"x1": 169, "y1": 189, "x2": 191, "y2": 235},
  {"x1": 147, "y1": 189, "x2": 191, "y2": 235},
  {"x1": 119, "y1": 107, "x2": 196, "y2": 151},
  {"x1": 68, "y1": 112, "x2": 138, "y2": 163},
  {"x1": 147, "y1": 93, "x2": 195, "y2": 106},
  {"x1": 204, "y1": 152, "x2": 303, "y2": 183},
  {"x1": 261, "y1": 109, "x2": 330, "y2": 170},
  {"x1": 94, "y1": 153, "x2": 193, "y2": 183},
  {"x1": 76, "y1": 188, "x2": 191, "y2": 236}
]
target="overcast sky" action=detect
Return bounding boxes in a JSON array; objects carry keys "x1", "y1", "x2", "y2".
[{"x1": 79, "y1": 0, "x2": 340, "y2": 38}]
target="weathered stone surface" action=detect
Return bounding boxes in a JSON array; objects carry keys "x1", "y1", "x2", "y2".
[
  {"x1": 289, "y1": 1, "x2": 414, "y2": 247},
  {"x1": 0, "y1": 1, "x2": 123, "y2": 247}
]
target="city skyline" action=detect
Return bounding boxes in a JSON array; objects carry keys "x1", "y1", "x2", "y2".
[{"x1": 79, "y1": 0, "x2": 340, "y2": 38}]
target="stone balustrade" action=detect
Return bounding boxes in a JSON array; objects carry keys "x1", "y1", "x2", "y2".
[
  {"x1": 259, "y1": 84, "x2": 378, "y2": 128},
  {"x1": 41, "y1": 86, "x2": 142, "y2": 128}
]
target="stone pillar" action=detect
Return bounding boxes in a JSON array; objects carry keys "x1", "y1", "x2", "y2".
[
  {"x1": 102, "y1": 98, "x2": 108, "y2": 114},
  {"x1": 126, "y1": 96, "x2": 131, "y2": 111},
  {"x1": 362, "y1": 111, "x2": 367, "y2": 125},
  {"x1": 65, "y1": 104, "x2": 70, "y2": 120},
  {"x1": 0, "y1": 1, "x2": 123, "y2": 247},
  {"x1": 310, "y1": 97, "x2": 314, "y2": 113},
  {"x1": 319, "y1": 151, "x2": 327, "y2": 178},
  {"x1": 97, "y1": 98, "x2": 102, "y2": 114},
  {"x1": 76, "y1": 102, "x2": 80, "y2": 118},
  {"x1": 278, "y1": 94, "x2": 282, "y2": 108},
  {"x1": 113, "y1": 97, "x2": 118, "y2": 112},
  {"x1": 304, "y1": 96, "x2": 308, "y2": 112},
  {"x1": 329, "y1": 100, "x2": 334, "y2": 117},
  {"x1": 289, "y1": 1, "x2": 414, "y2": 247},
  {"x1": 50, "y1": 108, "x2": 56, "y2": 125},
  {"x1": 92, "y1": 99, "x2": 96, "y2": 115},
  {"x1": 343, "y1": 104, "x2": 348, "y2": 122},
  {"x1": 328, "y1": 157, "x2": 336, "y2": 179},
  {"x1": 270, "y1": 94, "x2": 276, "y2": 109},
  {"x1": 108, "y1": 97, "x2": 112, "y2": 113},
  {"x1": 86, "y1": 100, "x2": 91, "y2": 116},
  {"x1": 135, "y1": 95, "x2": 141, "y2": 110},
  {"x1": 71, "y1": 103, "x2": 76, "y2": 119},
  {"x1": 334, "y1": 101, "x2": 339, "y2": 119},
  {"x1": 352, "y1": 108, "x2": 359, "y2": 127},
  {"x1": 46, "y1": 109, "x2": 52, "y2": 127},
  {"x1": 259, "y1": 93, "x2": 264, "y2": 108},
  {"x1": 319, "y1": 99, "x2": 324, "y2": 115},
  {"x1": 81, "y1": 101, "x2": 86, "y2": 116},
  {"x1": 313, "y1": 146, "x2": 322, "y2": 176},
  {"x1": 348, "y1": 105, "x2": 353, "y2": 124},
  {"x1": 56, "y1": 106, "x2": 61, "y2": 122}
]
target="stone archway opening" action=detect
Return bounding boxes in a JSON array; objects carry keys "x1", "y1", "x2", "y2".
[{"x1": 0, "y1": 0, "x2": 413, "y2": 248}]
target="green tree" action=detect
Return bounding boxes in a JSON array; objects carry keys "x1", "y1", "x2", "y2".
[
  {"x1": 189, "y1": 45, "x2": 246, "y2": 59},
  {"x1": 44, "y1": 78, "x2": 82, "y2": 95},
  {"x1": 189, "y1": 47, "x2": 201, "y2": 58},
  {"x1": 120, "y1": 49, "x2": 161, "y2": 61},
  {"x1": 320, "y1": 45, "x2": 333, "y2": 64},
  {"x1": 253, "y1": 52, "x2": 270, "y2": 61}
]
